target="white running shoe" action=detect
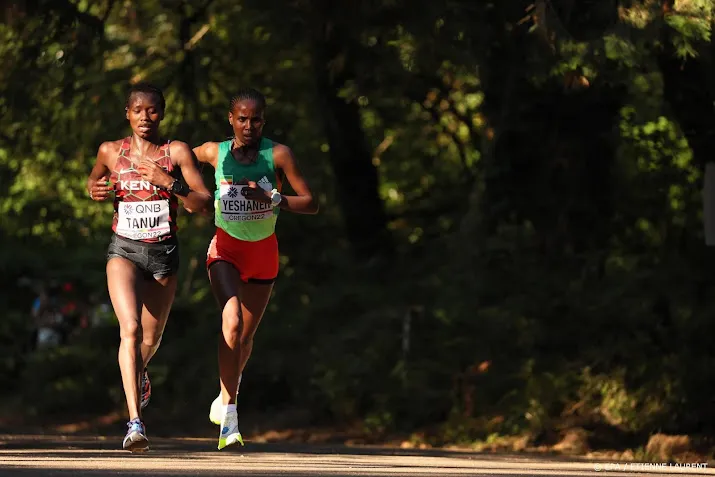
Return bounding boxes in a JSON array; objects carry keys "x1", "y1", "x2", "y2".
[
  {"x1": 209, "y1": 374, "x2": 242, "y2": 425},
  {"x1": 218, "y1": 410, "x2": 243, "y2": 450},
  {"x1": 209, "y1": 394, "x2": 223, "y2": 425}
]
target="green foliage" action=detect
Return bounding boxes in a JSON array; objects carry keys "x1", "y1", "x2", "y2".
[{"x1": 665, "y1": 1, "x2": 713, "y2": 59}]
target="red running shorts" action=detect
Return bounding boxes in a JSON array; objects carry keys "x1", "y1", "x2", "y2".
[{"x1": 206, "y1": 227, "x2": 279, "y2": 284}]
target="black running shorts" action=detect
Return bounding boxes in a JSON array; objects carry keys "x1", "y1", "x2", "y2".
[{"x1": 107, "y1": 234, "x2": 180, "y2": 280}]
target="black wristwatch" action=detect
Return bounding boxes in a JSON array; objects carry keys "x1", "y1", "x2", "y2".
[{"x1": 169, "y1": 179, "x2": 189, "y2": 197}]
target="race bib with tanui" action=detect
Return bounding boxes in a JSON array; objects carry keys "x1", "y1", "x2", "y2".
[
  {"x1": 116, "y1": 200, "x2": 171, "y2": 240},
  {"x1": 219, "y1": 179, "x2": 274, "y2": 222}
]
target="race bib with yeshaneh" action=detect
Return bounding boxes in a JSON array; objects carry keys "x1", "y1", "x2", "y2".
[{"x1": 218, "y1": 177, "x2": 274, "y2": 222}]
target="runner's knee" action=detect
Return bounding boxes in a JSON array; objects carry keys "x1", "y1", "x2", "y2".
[
  {"x1": 221, "y1": 299, "x2": 241, "y2": 331},
  {"x1": 142, "y1": 331, "x2": 162, "y2": 349},
  {"x1": 120, "y1": 320, "x2": 142, "y2": 341}
]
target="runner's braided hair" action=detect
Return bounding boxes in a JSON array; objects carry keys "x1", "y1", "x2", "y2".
[
  {"x1": 126, "y1": 82, "x2": 166, "y2": 112},
  {"x1": 229, "y1": 88, "x2": 266, "y2": 112}
]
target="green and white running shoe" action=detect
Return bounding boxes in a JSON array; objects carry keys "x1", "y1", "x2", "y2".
[{"x1": 218, "y1": 410, "x2": 243, "y2": 450}]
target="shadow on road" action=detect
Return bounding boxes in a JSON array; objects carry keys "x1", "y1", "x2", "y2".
[
  {"x1": 0, "y1": 434, "x2": 562, "y2": 460},
  {"x1": 1, "y1": 436, "x2": 713, "y2": 477}
]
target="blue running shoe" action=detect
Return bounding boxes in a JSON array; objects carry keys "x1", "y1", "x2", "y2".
[{"x1": 123, "y1": 418, "x2": 149, "y2": 452}]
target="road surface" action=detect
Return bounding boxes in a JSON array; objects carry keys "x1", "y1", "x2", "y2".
[{"x1": 0, "y1": 435, "x2": 712, "y2": 476}]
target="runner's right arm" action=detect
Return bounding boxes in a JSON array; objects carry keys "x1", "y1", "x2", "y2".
[
  {"x1": 188, "y1": 142, "x2": 219, "y2": 215},
  {"x1": 192, "y1": 142, "x2": 218, "y2": 167},
  {"x1": 87, "y1": 142, "x2": 114, "y2": 201},
  {"x1": 169, "y1": 141, "x2": 212, "y2": 214}
]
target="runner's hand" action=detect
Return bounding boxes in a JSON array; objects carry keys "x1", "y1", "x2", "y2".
[
  {"x1": 138, "y1": 158, "x2": 173, "y2": 189},
  {"x1": 89, "y1": 177, "x2": 113, "y2": 201},
  {"x1": 240, "y1": 180, "x2": 271, "y2": 203}
]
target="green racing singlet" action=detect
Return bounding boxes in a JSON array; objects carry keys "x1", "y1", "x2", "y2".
[{"x1": 214, "y1": 137, "x2": 280, "y2": 242}]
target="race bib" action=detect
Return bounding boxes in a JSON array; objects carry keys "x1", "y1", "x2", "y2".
[
  {"x1": 116, "y1": 200, "x2": 171, "y2": 240},
  {"x1": 219, "y1": 178, "x2": 273, "y2": 222}
]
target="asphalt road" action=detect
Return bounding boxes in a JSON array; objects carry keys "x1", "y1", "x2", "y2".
[{"x1": 0, "y1": 435, "x2": 713, "y2": 476}]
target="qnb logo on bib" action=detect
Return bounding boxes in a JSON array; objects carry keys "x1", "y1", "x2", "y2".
[
  {"x1": 116, "y1": 200, "x2": 171, "y2": 240},
  {"x1": 219, "y1": 176, "x2": 274, "y2": 222}
]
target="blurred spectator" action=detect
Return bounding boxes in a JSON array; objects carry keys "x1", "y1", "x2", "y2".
[
  {"x1": 31, "y1": 285, "x2": 63, "y2": 349},
  {"x1": 29, "y1": 280, "x2": 91, "y2": 349}
]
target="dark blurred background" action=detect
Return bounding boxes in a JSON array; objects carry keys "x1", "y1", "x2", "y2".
[{"x1": 1, "y1": 0, "x2": 715, "y2": 454}]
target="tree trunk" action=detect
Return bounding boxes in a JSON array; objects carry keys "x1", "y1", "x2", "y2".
[{"x1": 312, "y1": 20, "x2": 392, "y2": 258}]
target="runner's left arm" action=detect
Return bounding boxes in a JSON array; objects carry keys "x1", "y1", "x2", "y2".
[
  {"x1": 273, "y1": 145, "x2": 319, "y2": 214},
  {"x1": 241, "y1": 144, "x2": 319, "y2": 214}
]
